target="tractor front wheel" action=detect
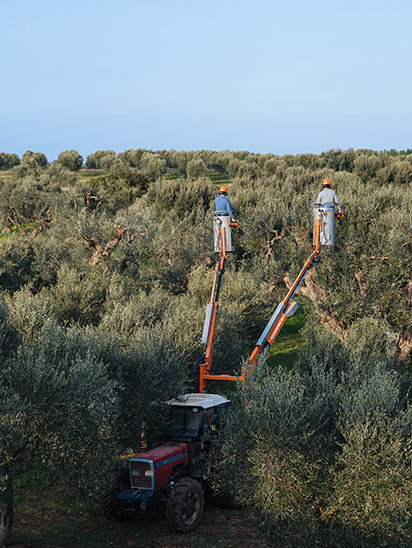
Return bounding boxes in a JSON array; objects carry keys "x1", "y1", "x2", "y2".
[
  {"x1": 165, "y1": 478, "x2": 204, "y2": 532},
  {"x1": 101, "y1": 468, "x2": 129, "y2": 521}
]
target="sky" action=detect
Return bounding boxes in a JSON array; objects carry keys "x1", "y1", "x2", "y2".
[{"x1": 1, "y1": 0, "x2": 412, "y2": 160}]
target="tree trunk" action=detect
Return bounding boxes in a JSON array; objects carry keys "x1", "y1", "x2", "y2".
[
  {"x1": 283, "y1": 272, "x2": 346, "y2": 339},
  {"x1": 0, "y1": 469, "x2": 13, "y2": 548},
  {"x1": 395, "y1": 327, "x2": 412, "y2": 360}
]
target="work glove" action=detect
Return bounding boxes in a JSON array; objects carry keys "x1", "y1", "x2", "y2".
[
  {"x1": 336, "y1": 211, "x2": 344, "y2": 221},
  {"x1": 230, "y1": 219, "x2": 238, "y2": 227}
]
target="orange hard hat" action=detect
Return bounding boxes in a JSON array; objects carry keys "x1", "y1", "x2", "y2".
[
  {"x1": 219, "y1": 186, "x2": 228, "y2": 194},
  {"x1": 322, "y1": 178, "x2": 331, "y2": 187}
]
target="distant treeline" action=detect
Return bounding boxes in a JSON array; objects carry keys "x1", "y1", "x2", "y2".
[{"x1": 3, "y1": 147, "x2": 412, "y2": 186}]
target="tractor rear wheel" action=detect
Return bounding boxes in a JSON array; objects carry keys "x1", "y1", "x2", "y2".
[{"x1": 165, "y1": 478, "x2": 204, "y2": 532}]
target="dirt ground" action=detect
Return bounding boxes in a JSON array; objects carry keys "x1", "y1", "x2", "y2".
[{"x1": 11, "y1": 487, "x2": 270, "y2": 548}]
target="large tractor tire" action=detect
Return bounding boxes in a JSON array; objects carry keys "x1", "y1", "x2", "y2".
[
  {"x1": 101, "y1": 468, "x2": 129, "y2": 521},
  {"x1": 165, "y1": 478, "x2": 204, "y2": 533},
  {"x1": 101, "y1": 488, "x2": 120, "y2": 521}
]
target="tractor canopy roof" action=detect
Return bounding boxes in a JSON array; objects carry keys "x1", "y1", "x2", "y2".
[{"x1": 165, "y1": 393, "x2": 230, "y2": 410}]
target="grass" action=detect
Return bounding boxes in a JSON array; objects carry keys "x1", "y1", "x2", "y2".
[
  {"x1": 0, "y1": 223, "x2": 36, "y2": 239},
  {"x1": 0, "y1": 172, "x2": 13, "y2": 182},
  {"x1": 164, "y1": 171, "x2": 183, "y2": 180},
  {"x1": 164, "y1": 171, "x2": 231, "y2": 186},
  {"x1": 206, "y1": 173, "x2": 231, "y2": 185},
  {"x1": 267, "y1": 302, "x2": 306, "y2": 369},
  {"x1": 78, "y1": 169, "x2": 105, "y2": 177}
]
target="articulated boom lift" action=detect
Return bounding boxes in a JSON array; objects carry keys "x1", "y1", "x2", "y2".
[
  {"x1": 106, "y1": 205, "x2": 333, "y2": 534},
  {"x1": 199, "y1": 213, "x2": 322, "y2": 392},
  {"x1": 198, "y1": 220, "x2": 239, "y2": 392}
]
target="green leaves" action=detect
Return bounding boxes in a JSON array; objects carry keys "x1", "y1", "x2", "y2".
[
  {"x1": 56, "y1": 150, "x2": 83, "y2": 171},
  {"x1": 328, "y1": 421, "x2": 412, "y2": 535}
]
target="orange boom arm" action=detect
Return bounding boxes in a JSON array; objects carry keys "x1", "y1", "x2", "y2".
[{"x1": 199, "y1": 217, "x2": 322, "y2": 392}]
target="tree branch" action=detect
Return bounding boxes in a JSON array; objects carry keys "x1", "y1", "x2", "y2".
[
  {"x1": 354, "y1": 269, "x2": 369, "y2": 303},
  {"x1": 7, "y1": 206, "x2": 27, "y2": 233},
  {"x1": 78, "y1": 224, "x2": 125, "y2": 267},
  {"x1": 264, "y1": 226, "x2": 287, "y2": 261}
]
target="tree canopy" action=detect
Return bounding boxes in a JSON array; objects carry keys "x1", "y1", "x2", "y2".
[{"x1": 0, "y1": 145, "x2": 411, "y2": 546}]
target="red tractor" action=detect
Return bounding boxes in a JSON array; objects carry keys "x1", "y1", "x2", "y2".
[
  {"x1": 103, "y1": 393, "x2": 230, "y2": 532},
  {"x1": 103, "y1": 208, "x2": 327, "y2": 532}
]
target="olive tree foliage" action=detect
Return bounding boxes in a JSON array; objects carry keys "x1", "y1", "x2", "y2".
[
  {"x1": 213, "y1": 322, "x2": 412, "y2": 546},
  {"x1": 108, "y1": 159, "x2": 149, "y2": 192},
  {"x1": 50, "y1": 264, "x2": 111, "y2": 326},
  {"x1": 186, "y1": 157, "x2": 207, "y2": 180},
  {"x1": 1, "y1": 146, "x2": 412, "y2": 357},
  {"x1": 326, "y1": 421, "x2": 412, "y2": 539},
  {"x1": 1, "y1": 146, "x2": 412, "y2": 351},
  {"x1": 56, "y1": 149, "x2": 83, "y2": 171},
  {"x1": 1, "y1": 145, "x2": 412, "y2": 544},
  {"x1": 85, "y1": 323, "x2": 188, "y2": 449},
  {"x1": 0, "y1": 311, "x2": 118, "y2": 548},
  {"x1": 85, "y1": 150, "x2": 116, "y2": 169},
  {"x1": 10, "y1": 151, "x2": 48, "y2": 179},
  {"x1": 0, "y1": 286, "x2": 189, "y2": 545},
  {"x1": 0, "y1": 166, "x2": 68, "y2": 237},
  {"x1": 4, "y1": 287, "x2": 54, "y2": 345},
  {"x1": 140, "y1": 151, "x2": 167, "y2": 180},
  {"x1": 0, "y1": 153, "x2": 19, "y2": 171},
  {"x1": 144, "y1": 176, "x2": 214, "y2": 221},
  {"x1": 226, "y1": 164, "x2": 412, "y2": 362},
  {"x1": 0, "y1": 236, "x2": 35, "y2": 292},
  {"x1": 59, "y1": 283, "x2": 190, "y2": 448},
  {"x1": 117, "y1": 148, "x2": 146, "y2": 168}
]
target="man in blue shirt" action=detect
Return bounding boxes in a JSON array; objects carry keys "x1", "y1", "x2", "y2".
[{"x1": 214, "y1": 186, "x2": 234, "y2": 220}]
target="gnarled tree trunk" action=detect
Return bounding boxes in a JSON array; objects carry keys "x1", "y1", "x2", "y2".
[
  {"x1": 395, "y1": 327, "x2": 412, "y2": 360},
  {"x1": 283, "y1": 271, "x2": 346, "y2": 339}
]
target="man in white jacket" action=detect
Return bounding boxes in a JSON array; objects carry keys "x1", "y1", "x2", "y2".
[{"x1": 316, "y1": 178, "x2": 342, "y2": 214}]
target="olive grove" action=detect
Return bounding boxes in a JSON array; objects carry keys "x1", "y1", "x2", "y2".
[{"x1": 0, "y1": 147, "x2": 411, "y2": 546}]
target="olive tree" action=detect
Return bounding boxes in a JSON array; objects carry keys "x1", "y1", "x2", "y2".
[
  {"x1": 20, "y1": 150, "x2": 48, "y2": 168},
  {"x1": 213, "y1": 320, "x2": 412, "y2": 546},
  {"x1": 0, "y1": 314, "x2": 118, "y2": 548},
  {"x1": 186, "y1": 157, "x2": 207, "y2": 180},
  {"x1": 57, "y1": 149, "x2": 83, "y2": 171},
  {"x1": 140, "y1": 152, "x2": 167, "y2": 180},
  {"x1": 0, "y1": 153, "x2": 19, "y2": 171}
]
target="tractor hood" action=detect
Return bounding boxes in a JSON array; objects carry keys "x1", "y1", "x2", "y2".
[
  {"x1": 136, "y1": 442, "x2": 189, "y2": 468},
  {"x1": 130, "y1": 442, "x2": 189, "y2": 490}
]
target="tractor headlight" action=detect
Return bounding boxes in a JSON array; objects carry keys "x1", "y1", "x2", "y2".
[{"x1": 144, "y1": 469, "x2": 153, "y2": 477}]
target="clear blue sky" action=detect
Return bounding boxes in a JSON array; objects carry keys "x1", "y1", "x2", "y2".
[{"x1": 1, "y1": 0, "x2": 411, "y2": 160}]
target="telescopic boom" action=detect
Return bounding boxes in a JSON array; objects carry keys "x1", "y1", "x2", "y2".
[
  {"x1": 245, "y1": 217, "x2": 321, "y2": 371},
  {"x1": 199, "y1": 214, "x2": 322, "y2": 393}
]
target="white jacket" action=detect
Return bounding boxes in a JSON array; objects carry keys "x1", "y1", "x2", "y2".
[{"x1": 316, "y1": 188, "x2": 341, "y2": 209}]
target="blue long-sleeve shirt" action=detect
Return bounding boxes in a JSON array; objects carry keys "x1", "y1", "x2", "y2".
[{"x1": 214, "y1": 195, "x2": 234, "y2": 218}]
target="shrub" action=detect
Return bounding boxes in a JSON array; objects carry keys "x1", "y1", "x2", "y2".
[
  {"x1": 0, "y1": 320, "x2": 118, "y2": 547},
  {"x1": 57, "y1": 149, "x2": 83, "y2": 171},
  {"x1": 51, "y1": 264, "x2": 109, "y2": 326},
  {"x1": 327, "y1": 421, "x2": 412, "y2": 538},
  {"x1": 5, "y1": 287, "x2": 55, "y2": 345}
]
